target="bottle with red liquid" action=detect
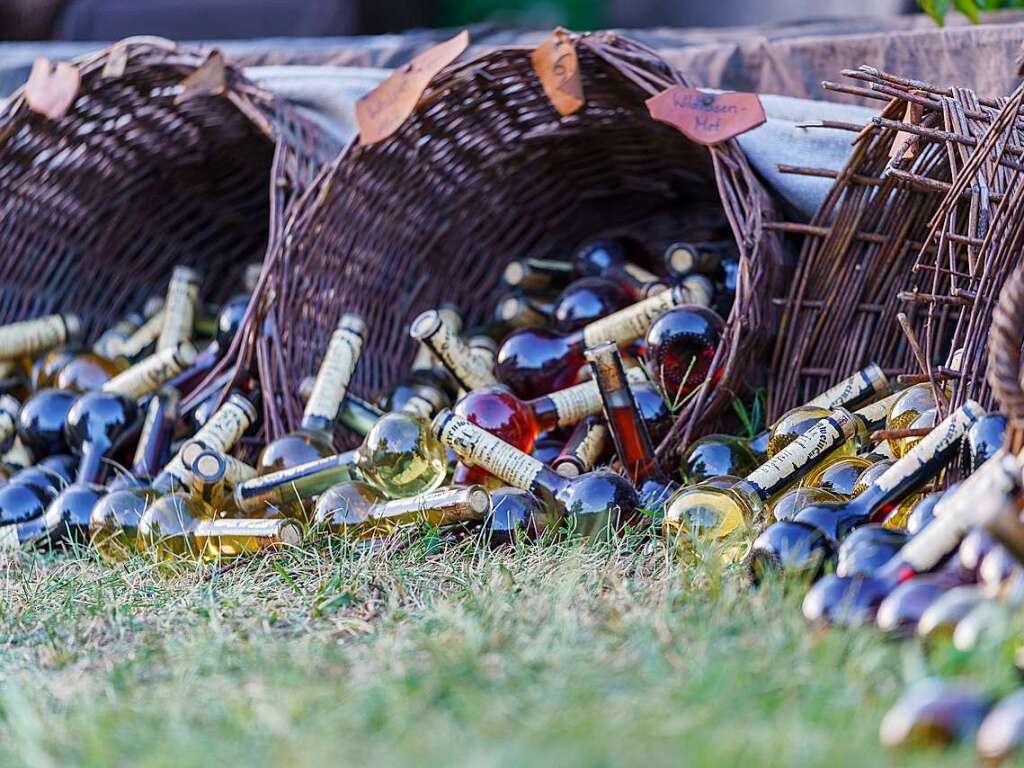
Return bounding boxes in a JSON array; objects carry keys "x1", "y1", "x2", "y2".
[
  {"x1": 552, "y1": 417, "x2": 609, "y2": 478},
  {"x1": 586, "y1": 341, "x2": 677, "y2": 514},
  {"x1": 551, "y1": 277, "x2": 630, "y2": 333},
  {"x1": 643, "y1": 304, "x2": 726, "y2": 404},
  {"x1": 453, "y1": 367, "x2": 647, "y2": 454},
  {"x1": 496, "y1": 275, "x2": 714, "y2": 400}
]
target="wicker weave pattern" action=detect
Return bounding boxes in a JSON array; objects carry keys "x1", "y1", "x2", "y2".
[
  {"x1": 0, "y1": 38, "x2": 340, "y2": 406},
  {"x1": 770, "y1": 67, "x2": 1024, "y2": 419},
  {"x1": 254, "y1": 32, "x2": 785, "y2": 454}
]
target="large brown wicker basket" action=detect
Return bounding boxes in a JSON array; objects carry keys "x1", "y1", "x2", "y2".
[
  {"x1": 0, "y1": 37, "x2": 340, "y2": 400},
  {"x1": 769, "y1": 66, "x2": 1024, "y2": 420},
  {"x1": 252, "y1": 30, "x2": 786, "y2": 455}
]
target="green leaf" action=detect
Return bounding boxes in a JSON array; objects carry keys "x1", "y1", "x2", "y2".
[
  {"x1": 919, "y1": 0, "x2": 953, "y2": 24},
  {"x1": 954, "y1": 0, "x2": 982, "y2": 22}
]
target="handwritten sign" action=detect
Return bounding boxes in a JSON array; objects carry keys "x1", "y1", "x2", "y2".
[
  {"x1": 25, "y1": 59, "x2": 80, "y2": 120},
  {"x1": 356, "y1": 30, "x2": 470, "y2": 146},
  {"x1": 645, "y1": 86, "x2": 765, "y2": 146},
  {"x1": 532, "y1": 28, "x2": 584, "y2": 116}
]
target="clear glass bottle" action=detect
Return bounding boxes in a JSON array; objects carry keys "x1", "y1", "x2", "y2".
[
  {"x1": 256, "y1": 314, "x2": 365, "y2": 474},
  {"x1": 410, "y1": 308, "x2": 498, "y2": 392},
  {"x1": 155, "y1": 266, "x2": 200, "y2": 352}
]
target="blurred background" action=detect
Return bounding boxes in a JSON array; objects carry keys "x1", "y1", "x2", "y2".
[{"x1": 1, "y1": 0, "x2": 918, "y2": 41}]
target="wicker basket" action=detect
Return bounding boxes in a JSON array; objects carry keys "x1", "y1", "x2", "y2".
[
  {"x1": 0, "y1": 38, "x2": 340, "y2": 401},
  {"x1": 252, "y1": 30, "x2": 786, "y2": 454},
  {"x1": 768, "y1": 66, "x2": 1024, "y2": 420}
]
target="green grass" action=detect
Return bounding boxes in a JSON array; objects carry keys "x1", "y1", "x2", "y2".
[{"x1": 0, "y1": 531, "x2": 1019, "y2": 767}]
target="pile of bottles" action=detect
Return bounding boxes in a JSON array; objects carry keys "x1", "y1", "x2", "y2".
[
  {"x1": 0, "y1": 236, "x2": 739, "y2": 561},
  {"x1": 736, "y1": 361, "x2": 1024, "y2": 760},
  {"x1": 7, "y1": 231, "x2": 1023, "y2": 760}
]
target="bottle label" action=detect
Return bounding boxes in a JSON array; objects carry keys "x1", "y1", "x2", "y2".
[
  {"x1": 156, "y1": 269, "x2": 199, "y2": 352},
  {"x1": 221, "y1": 455, "x2": 257, "y2": 485},
  {"x1": 872, "y1": 403, "x2": 981, "y2": 494},
  {"x1": 235, "y1": 452, "x2": 357, "y2": 512},
  {"x1": 746, "y1": 410, "x2": 857, "y2": 499},
  {"x1": 622, "y1": 262, "x2": 660, "y2": 285},
  {"x1": 402, "y1": 395, "x2": 434, "y2": 419},
  {"x1": 195, "y1": 517, "x2": 299, "y2": 543},
  {"x1": 163, "y1": 397, "x2": 254, "y2": 482},
  {"x1": 435, "y1": 412, "x2": 544, "y2": 490},
  {"x1": 547, "y1": 366, "x2": 647, "y2": 427},
  {"x1": 852, "y1": 391, "x2": 903, "y2": 430},
  {"x1": 118, "y1": 311, "x2": 164, "y2": 359},
  {"x1": 679, "y1": 276, "x2": 714, "y2": 308},
  {"x1": 556, "y1": 421, "x2": 609, "y2": 476},
  {"x1": 902, "y1": 451, "x2": 1020, "y2": 571},
  {"x1": 582, "y1": 290, "x2": 678, "y2": 348},
  {"x1": 417, "y1": 313, "x2": 497, "y2": 390},
  {"x1": 806, "y1": 364, "x2": 888, "y2": 410},
  {"x1": 0, "y1": 524, "x2": 19, "y2": 549},
  {"x1": 102, "y1": 344, "x2": 195, "y2": 399},
  {"x1": 305, "y1": 324, "x2": 363, "y2": 424},
  {"x1": 0, "y1": 314, "x2": 74, "y2": 359}
]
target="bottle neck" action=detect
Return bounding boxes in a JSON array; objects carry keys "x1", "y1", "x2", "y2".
[
  {"x1": 587, "y1": 347, "x2": 661, "y2": 485},
  {"x1": 375, "y1": 485, "x2": 491, "y2": 528},
  {"x1": 77, "y1": 441, "x2": 109, "y2": 485},
  {"x1": 302, "y1": 320, "x2": 364, "y2": 431},
  {"x1": 131, "y1": 390, "x2": 179, "y2": 478},
  {"x1": 531, "y1": 367, "x2": 647, "y2": 432},
  {"x1": 234, "y1": 451, "x2": 358, "y2": 514}
]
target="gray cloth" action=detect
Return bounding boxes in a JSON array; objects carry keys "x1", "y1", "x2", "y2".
[{"x1": 244, "y1": 66, "x2": 875, "y2": 220}]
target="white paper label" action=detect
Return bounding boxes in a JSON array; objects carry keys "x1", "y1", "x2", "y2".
[
  {"x1": 806, "y1": 364, "x2": 888, "y2": 409},
  {"x1": 156, "y1": 271, "x2": 199, "y2": 352},
  {"x1": 548, "y1": 365, "x2": 647, "y2": 427},
  {"x1": 0, "y1": 314, "x2": 70, "y2": 359},
  {"x1": 0, "y1": 525, "x2": 19, "y2": 549},
  {"x1": 421, "y1": 315, "x2": 497, "y2": 390},
  {"x1": 852, "y1": 391, "x2": 903, "y2": 428},
  {"x1": 746, "y1": 410, "x2": 857, "y2": 496},
  {"x1": 305, "y1": 325, "x2": 362, "y2": 422},
  {"x1": 102, "y1": 345, "x2": 194, "y2": 399},
  {"x1": 163, "y1": 398, "x2": 253, "y2": 481},
  {"x1": 118, "y1": 311, "x2": 164, "y2": 358},
  {"x1": 582, "y1": 290, "x2": 678, "y2": 348},
  {"x1": 436, "y1": 412, "x2": 544, "y2": 490},
  {"x1": 902, "y1": 451, "x2": 1020, "y2": 570},
  {"x1": 872, "y1": 403, "x2": 980, "y2": 494}
]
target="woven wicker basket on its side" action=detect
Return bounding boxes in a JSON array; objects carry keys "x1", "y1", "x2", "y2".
[
  {"x1": 253, "y1": 31, "x2": 786, "y2": 455},
  {"x1": 0, "y1": 38, "x2": 340, "y2": 404}
]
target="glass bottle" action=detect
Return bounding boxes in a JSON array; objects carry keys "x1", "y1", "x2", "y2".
[
  {"x1": 495, "y1": 276, "x2": 713, "y2": 400},
  {"x1": 139, "y1": 493, "x2": 301, "y2": 562},
  {"x1": 494, "y1": 292, "x2": 553, "y2": 332},
  {"x1": 879, "y1": 679, "x2": 990, "y2": 748},
  {"x1": 502, "y1": 258, "x2": 574, "y2": 293},
  {"x1": 92, "y1": 310, "x2": 144, "y2": 361},
  {"x1": 801, "y1": 455, "x2": 873, "y2": 498},
  {"x1": 114, "y1": 309, "x2": 166, "y2": 363},
  {"x1": 746, "y1": 521, "x2": 834, "y2": 586},
  {"x1": 299, "y1": 375, "x2": 385, "y2": 437},
  {"x1": 0, "y1": 313, "x2": 80, "y2": 361},
  {"x1": 0, "y1": 395, "x2": 18, "y2": 455},
  {"x1": 55, "y1": 349, "x2": 127, "y2": 393},
  {"x1": 642, "y1": 305, "x2": 725, "y2": 404},
  {"x1": 852, "y1": 459, "x2": 894, "y2": 495},
  {"x1": 884, "y1": 382, "x2": 940, "y2": 458},
  {"x1": 663, "y1": 241, "x2": 732, "y2": 279},
  {"x1": 235, "y1": 449, "x2": 360, "y2": 519},
  {"x1": 452, "y1": 367, "x2": 647, "y2": 454},
  {"x1": 117, "y1": 386, "x2": 180, "y2": 487},
  {"x1": 314, "y1": 482, "x2": 490, "y2": 540},
  {"x1": 802, "y1": 447, "x2": 1022, "y2": 626},
  {"x1": 961, "y1": 412, "x2": 1006, "y2": 475},
  {"x1": 551, "y1": 277, "x2": 630, "y2": 333},
  {"x1": 99, "y1": 342, "x2": 197, "y2": 400},
  {"x1": 835, "y1": 524, "x2": 908, "y2": 578},
  {"x1": 433, "y1": 409, "x2": 638, "y2": 536},
  {"x1": 164, "y1": 294, "x2": 250, "y2": 397},
  {"x1": 791, "y1": 402, "x2": 981, "y2": 543},
  {"x1": 769, "y1": 487, "x2": 842, "y2": 523},
  {"x1": 256, "y1": 314, "x2": 365, "y2": 474},
  {"x1": 572, "y1": 237, "x2": 665, "y2": 300},
  {"x1": 356, "y1": 411, "x2": 448, "y2": 499},
  {"x1": 664, "y1": 393, "x2": 900, "y2": 544},
  {"x1": 875, "y1": 571, "x2": 964, "y2": 636},
  {"x1": 586, "y1": 341, "x2": 678, "y2": 514},
  {"x1": 531, "y1": 437, "x2": 564, "y2": 465},
  {"x1": 410, "y1": 309, "x2": 498, "y2": 392},
  {"x1": 185, "y1": 446, "x2": 255, "y2": 515},
  {"x1": 916, "y1": 585, "x2": 986, "y2": 641},
  {"x1": 486, "y1": 487, "x2": 546, "y2": 546},
  {"x1": 552, "y1": 417, "x2": 609, "y2": 478},
  {"x1": 764, "y1": 363, "x2": 890, "y2": 458},
  {"x1": 90, "y1": 486, "x2": 156, "y2": 561},
  {"x1": 906, "y1": 491, "x2": 942, "y2": 535},
  {"x1": 678, "y1": 434, "x2": 757, "y2": 486},
  {"x1": 391, "y1": 304, "x2": 461, "y2": 407},
  {"x1": 155, "y1": 266, "x2": 200, "y2": 352},
  {"x1": 976, "y1": 689, "x2": 1024, "y2": 764},
  {"x1": 633, "y1": 381, "x2": 672, "y2": 444}
]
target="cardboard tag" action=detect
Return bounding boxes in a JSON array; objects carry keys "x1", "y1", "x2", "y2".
[
  {"x1": 888, "y1": 95, "x2": 924, "y2": 161},
  {"x1": 176, "y1": 50, "x2": 227, "y2": 103},
  {"x1": 24, "y1": 59, "x2": 80, "y2": 120},
  {"x1": 645, "y1": 86, "x2": 765, "y2": 146},
  {"x1": 532, "y1": 28, "x2": 584, "y2": 116},
  {"x1": 103, "y1": 44, "x2": 128, "y2": 79},
  {"x1": 356, "y1": 30, "x2": 469, "y2": 146}
]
